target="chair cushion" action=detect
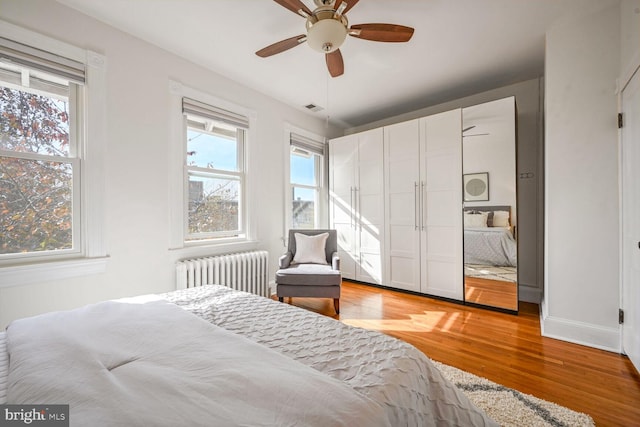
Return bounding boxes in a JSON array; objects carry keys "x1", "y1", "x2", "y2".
[
  {"x1": 292, "y1": 232, "x2": 329, "y2": 265},
  {"x1": 287, "y1": 229, "x2": 337, "y2": 265},
  {"x1": 275, "y1": 264, "x2": 341, "y2": 286}
]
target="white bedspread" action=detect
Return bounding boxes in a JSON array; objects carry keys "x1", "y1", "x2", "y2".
[
  {"x1": 464, "y1": 226, "x2": 517, "y2": 267},
  {"x1": 5, "y1": 298, "x2": 390, "y2": 427},
  {"x1": 163, "y1": 285, "x2": 498, "y2": 426}
]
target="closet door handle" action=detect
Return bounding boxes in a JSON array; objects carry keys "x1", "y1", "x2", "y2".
[
  {"x1": 414, "y1": 182, "x2": 419, "y2": 230},
  {"x1": 421, "y1": 181, "x2": 426, "y2": 231},
  {"x1": 353, "y1": 187, "x2": 358, "y2": 229},
  {"x1": 350, "y1": 187, "x2": 354, "y2": 228},
  {"x1": 355, "y1": 187, "x2": 359, "y2": 224}
]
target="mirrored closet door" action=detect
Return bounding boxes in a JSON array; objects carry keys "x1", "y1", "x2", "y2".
[{"x1": 462, "y1": 97, "x2": 518, "y2": 312}]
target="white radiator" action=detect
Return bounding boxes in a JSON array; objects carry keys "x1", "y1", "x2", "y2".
[{"x1": 176, "y1": 250, "x2": 270, "y2": 297}]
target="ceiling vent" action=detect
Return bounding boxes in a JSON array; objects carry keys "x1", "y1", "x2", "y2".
[{"x1": 304, "y1": 103, "x2": 324, "y2": 112}]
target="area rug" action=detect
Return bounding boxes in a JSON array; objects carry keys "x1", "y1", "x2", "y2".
[{"x1": 433, "y1": 361, "x2": 595, "y2": 427}]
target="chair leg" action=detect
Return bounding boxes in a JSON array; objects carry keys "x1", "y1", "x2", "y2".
[
  {"x1": 278, "y1": 297, "x2": 283, "y2": 303},
  {"x1": 333, "y1": 298, "x2": 340, "y2": 315}
]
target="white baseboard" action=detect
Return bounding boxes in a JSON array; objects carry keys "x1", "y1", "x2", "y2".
[
  {"x1": 518, "y1": 284, "x2": 541, "y2": 304},
  {"x1": 540, "y1": 309, "x2": 621, "y2": 353}
]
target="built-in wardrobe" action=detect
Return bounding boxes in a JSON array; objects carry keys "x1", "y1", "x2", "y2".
[
  {"x1": 330, "y1": 107, "x2": 463, "y2": 300},
  {"x1": 329, "y1": 97, "x2": 518, "y2": 310},
  {"x1": 329, "y1": 128, "x2": 385, "y2": 285},
  {"x1": 382, "y1": 109, "x2": 463, "y2": 300}
]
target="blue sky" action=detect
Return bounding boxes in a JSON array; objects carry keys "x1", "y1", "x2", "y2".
[
  {"x1": 290, "y1": 152, "x2": 315, "y2": 186},
  {"x1": 187, "y1": 130, "x2": 237, "y2": 171}
]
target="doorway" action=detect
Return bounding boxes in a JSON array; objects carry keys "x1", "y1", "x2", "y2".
[{"x1": 621, "y1": 66, "x2": 640, "y2": 373}]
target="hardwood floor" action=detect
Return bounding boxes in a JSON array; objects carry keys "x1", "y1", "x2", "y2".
[
  {"x1": 282, "y1": 280, "x2": 640, "y2": 427},
  {"x1": 464, "y1": 275, "x2": 518, "y2": 310}
]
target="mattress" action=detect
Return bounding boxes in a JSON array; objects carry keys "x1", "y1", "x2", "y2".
[
  {"x1": 6, "y1": 298, "x2": 388, "y2": 427},
  {"x1": 1, "y1": 285, "x2": 497, "y2": 426},
  {"x1": 161, "y1": 285, "x2": 497, "y2": 426},
  {"x1": 464, "y1": 226, "x2": 517, "y2": 267}
]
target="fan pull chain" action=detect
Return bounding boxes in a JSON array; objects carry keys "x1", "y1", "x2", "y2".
[{"x1": 325, "y1": 70, "x2": 330, "y2": 128}]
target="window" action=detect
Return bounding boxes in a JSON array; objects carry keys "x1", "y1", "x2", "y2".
[
  {"x1": 169, "y1": 83, "x2": 256, "y2": 252},
  {"x1": 183, "y1": 98, "x2": 248, "y2": 241},
  {"x1": 0, "y1": 23, "x2": 107, "y2": 286},
  {"x1": 0, "y1": 37, "x2": 83, "y2": 261},
  {"x1": 289, "y1": 133, "x2": 325, "y2": 229}
]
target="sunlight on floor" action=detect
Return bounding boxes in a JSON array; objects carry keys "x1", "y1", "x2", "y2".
[{"x1": 342, "y1": 311, "x2": 461, "y2": 333}]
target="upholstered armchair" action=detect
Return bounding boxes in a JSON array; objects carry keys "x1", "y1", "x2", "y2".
[{"x1": 275, "y1": 229, "x2": 342, "y2": 314}]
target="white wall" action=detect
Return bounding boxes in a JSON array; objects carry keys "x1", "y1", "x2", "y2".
[
  {"x1": 620, "y1": 0, "x2": 640, "y2": 81},
  {"x1": 543, "y1": 1, "x2": 621, "y2": 351},
  {"x1": 0, "y1": 0, "x2": 339, "y2": 328},
  {"x1": 463, "y1": 137, "x2": 516, "y2": 215},
  {"x1": 462, "y1": 99, "x2": 517, "y2": 219}
]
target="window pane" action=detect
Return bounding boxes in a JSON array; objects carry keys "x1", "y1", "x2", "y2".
[
  {"x1": 0, "y1": 157, "x2": 73, "y2": 254},
  {"x1": 188, "y1": 174, "x2": 240, "y2": 235},
  {"x1": 187, "y1": 127, "x2": 238, "y2": 172},
  {"x1": 0, "y1": 85, "x2": 70, "y2": 156},
  {"x1": 292, "y1": 186, "x2": 316, "y2": 229},
  {"x1": 290, "y1": 149, "x2": 317, "y2": 186}
]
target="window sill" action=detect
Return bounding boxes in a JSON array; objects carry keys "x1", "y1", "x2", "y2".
[
  {"x1": 170, "y1": 240, "x2": 260, "y2": 260},
  {"x1": 0, "y1": 257, "x2": 109, "y2": 289}
]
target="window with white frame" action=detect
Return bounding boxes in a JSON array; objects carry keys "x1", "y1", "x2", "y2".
[
  {"x1": 183, "y1": 98, "x2": 247, "y2": 241},
  {"x1": 289, "y1": 133, "x2": 325, "y2": 229},
  {"x1": 0, "y1": 37, "x2": 84, "y2": 261}
]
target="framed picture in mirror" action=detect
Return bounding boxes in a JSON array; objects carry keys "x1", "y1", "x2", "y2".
[{"x1": 464, "y1": 172, "x2": 489, "y2": 201}]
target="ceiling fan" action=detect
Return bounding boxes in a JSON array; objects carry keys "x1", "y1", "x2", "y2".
[{"x1": 256, "y1": 0, "x2": 415, "y2": 77}]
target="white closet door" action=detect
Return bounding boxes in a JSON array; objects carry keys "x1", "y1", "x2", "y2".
[
  {"x1": 420, "y1": 109, "x2": 463, "y2": 299},
  {"x1": 330, "y1": 135, "x2": 357, "y2": 279},
  {"x1": 622, "y1": 68, "x2": 640, "y2": 373},
  {"x1": 356, "y1": 128, "x2": 384, "y2": 284},
  {"x1": 384, "y1": 120, "x2": 421, "y2": 292}
]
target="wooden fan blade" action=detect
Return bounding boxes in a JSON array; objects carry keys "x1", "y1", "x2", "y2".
[
  {"x1": 256, "y1": 35, "x2": 306, "y2": 57},
  {"x1": 326, "y1": 50, "x2": 344, "y2": 77},
  {"x1": 334, "y1": 0, "x2": 360, "y2": 15},
  {"x1": 349, "y1": 23, "x2": 415, "y2": 42},
  {"x1": 273, "y1": 0, "x2": 312, "y2": 17}
]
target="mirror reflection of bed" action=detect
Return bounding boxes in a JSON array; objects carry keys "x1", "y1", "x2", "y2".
[
  {"x1": 463, "y1": 206, "x2": 517, "y2": 310},
  {"x1": 462, "y1": 97, "x2": 518, "y2": 312}
]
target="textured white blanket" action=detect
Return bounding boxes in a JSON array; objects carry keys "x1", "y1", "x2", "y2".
[
  {"x1": 163, "y1": 285, "x2": 498, "y2": 427},
  {"x1": 6, "y1": 298, "x2": 390, "y2": 427}
]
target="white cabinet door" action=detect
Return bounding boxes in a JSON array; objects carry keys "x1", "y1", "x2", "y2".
[
  {"x1": 330, "y1": 135, "x2": 357, "y2": 279},
  {"x1": 330, "y1": 130, "x2": 384, "y2": 283},
  {"x1": 384, "y1": 120, "x2": 421, "y2": 292},
  {"x1": 622, "y1": 68, "x2": 640, "y2": 373},
  {"x1": 335, "y1": 110, "x2": 462, "y2": 299},
  {"x1": 356, "y1": 128, "x2": 384, "y2": 284},
  {"x1": 420, "y1": 109, "x2": 463, "y2": 299}
]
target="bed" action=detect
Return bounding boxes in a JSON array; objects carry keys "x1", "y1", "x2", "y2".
[
  {"x1": 0, "y1": 285, "x2": 497, "y2": 426},
  {"x1": 464, "y1": 205, "x2": 517, "y2": 267}
]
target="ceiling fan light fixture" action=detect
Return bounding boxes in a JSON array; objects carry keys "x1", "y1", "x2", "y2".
[
  {"x1": 258, "y1": 0, "x2": 414, "y2": 77},
  {"x1": 306, "y1": 18, "x2": 347, "y2": 53}
]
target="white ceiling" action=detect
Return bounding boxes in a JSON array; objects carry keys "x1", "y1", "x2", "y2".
[{"x1": 57, "y1": 0, "x2": 583, "y2": 129}]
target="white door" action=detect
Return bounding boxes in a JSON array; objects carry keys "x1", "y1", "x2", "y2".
[
  {"x1": 330, "y1": 135, "x2": 357, "y2": 279},
  {"x1": 621, "y1": 68, "x2": 640, "y2": 373},
  {"x1": 420, "y1": 109, "x2": 463, "y2": 300},
  {"x1": 384, "y1": 120, "x2": 421, "y2": 292},
  {"x1": 356, "y1": 128, "x2": 384, "y2": 284}
]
